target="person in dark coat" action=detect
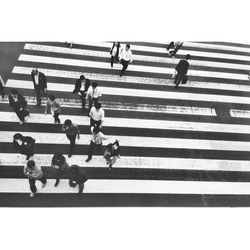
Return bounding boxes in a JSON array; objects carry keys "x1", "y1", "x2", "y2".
[
  {"x1": 31, "y1": 68, "x2": 47, "y2": 106},
  {"x1": 104, "y1": 140, "x2": 120, "y2": 170},
  {"x1": 69, "y1": 165, "x2": 88, "y2": 194},
  {"x1": 51, "y1": 153, "x2": 70, "y2": 187},
  {"x1": 0, "y1": 74, "x2": 5, "y2": 99},
  {"x1": 73, "y1": 75, "x2": 91, "y2": 112},
  {"x1": 13, "y1": 133, "x2": 35, "y2": 160},
  {"x1": 110, "y1": 42, "x2": 121, "y2": 67},
  {"x1": 173, "y1": 54, "x2": 191, "y2": 88},
  {"x1": 9, "y1": 89, "x2": 29, "y2": 124}
]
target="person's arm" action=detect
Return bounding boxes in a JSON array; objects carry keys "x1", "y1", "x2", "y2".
[
  {"x1": 44, "y1": 100, "x2": 49, "y2": 115},
  {"x1": 100, "y1": 110, "x2": 105, "y2": 128},
  {"x1": 129, "y1": 51, "x2": 133, "y2": 63},
  {"x1": 89, "y1": 107, "x2": 94, "y2": 118},
  {"x1": 85, "y1": 86, "x2": 91, "y2": 100},
  {"x1": 75, "y1": 124, "x2": 80, "y2": 139},
  {"x1": 62, "y1": 123, "x2": 66, "y2": 132},
  {"x1": 42, "y1": 73, "x2": 48, "y2": 92},
  {"x1": 100, "y1": 133, "x2": 109, "y2": 141},
  {"x1": 97, "y1": 88, "x2": 102, "y2": 98}
]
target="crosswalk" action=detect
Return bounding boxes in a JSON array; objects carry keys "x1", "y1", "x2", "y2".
[{"x1": 1, "y1": 41, "x2": 250, "y2": 206}]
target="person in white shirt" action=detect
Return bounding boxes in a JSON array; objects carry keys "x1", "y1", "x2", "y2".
[
  {"x1": 89, "y1": 102, "x2": 105, "y2": 128},
  {"x1": 44, "y1": 94, "x2": 61, "y2": 124},
  {"x1": 85, "y1": 126, "x2": 109, "y2": 162},
  {"x1": 119, "y1": 44, "x2": 133, "y2": 76},
  {"x1": 85, "y1": 82, "x2": 102, "y2": 113}
]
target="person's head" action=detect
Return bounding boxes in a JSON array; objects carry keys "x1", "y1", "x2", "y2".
[
  {"x1": 27, "y1": 160, "x2": 35, "y2": 169},
  {"x1": 53, "y1": 153, "x2": 62, "y2": 159},
  {"x1": 185, "y1": 54, "x2": 191, "y2": 60},
  {"x1": 125, "y1": 44, "x2": 130, "y2": 51},
  {"x1": 13, "y1": 133, "x2": 23, "y2": 141},
  {"x1": 64, "y1": 119, "x2": 72, "y2": 126},
  {"x1": 91, "y1": 82, "x2": 97, "y2": 89},
  {"x1": 94, "y1": 102, "x2": 101, "y2": 110},
  {"x1": 32, "y1": 68, "x2": 38, "y2": 75},
  {"x1": 48, "y1": 94, "x2": 55, "y2": 102},
  {"x1": 80, "y1": 75, "x2": 85, "y2": 82},
  {"x1": 93, "y1": 126, "x2": 100, "y2": 135},
  {"x1": 10, "y1": 89, "x2": 18, "y2": 98}
]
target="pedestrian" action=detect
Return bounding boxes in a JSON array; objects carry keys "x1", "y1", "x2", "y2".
[
  {"x1": 89, "y1": 102, "x2": 105, "y2": 128},
  {"x1": 69, "y1": 165, "x2": 88, "y2": 194},
  {"x1": 119, "y1": 44, "x2": 133, "y2": 76},
  {"x1": 173, "y1": 54, "x2": 191, "y2": 88},
  {"x1": 31, "y1": 68, "x2": 47, "y2": 107},
  {"x1": 51, "y1": 153, "x2": 70, "y2": 187},
  {"x1": 0, "y1": 74, "x2": 5, "y2": 99},
  {"x1": 44, "y1": 94, "x2": 61, "y2": 124},
  {"x1": 110, "y1": 42, "x2": 121, "y2": 67},
  {"x1": 104, "y1": 140, "x2": 120, "y2": 170},
  {"x1": 73, "y1": 74, "x2": 91, "y2": 112},
  {"x1": 62, "y1": 119, "x2": 80, "y2": 157},
  {"x1": 167, "y1": 41, "x2": 183, "y2": 58},
  {"x1": 13, "y1": 133, "x2": 35, "y2": 160},
  {"x1": 85, "y1": 82, "x2": 102, "y2": 114},
  {"x1": 23, "y1": 160, "x2": 47, "y2": 198},
  {"x1": 9, "y1": 89, "x2": 30, "y2": 124},
  {"x1": 85, "y1": 126, "x2": 109, "y2": 162}
]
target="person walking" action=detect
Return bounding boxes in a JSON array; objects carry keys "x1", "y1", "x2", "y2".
[
  {"x1": 167, "y1": 41, "x2": 183, "y2": 58},
  {"x1": 73, "y1": 74, "x2": 91, "y2": 112},
  {"x1": 31, "y1": 68, "x2": 47, "y2": 107},
  {"x1": 89, "y1": 102, "x2": 105, "y2": 128},
  {"x1": 0, "y1": 74, "x2": 5, "y2": 99},
  {"x1": 173, "y1": 54, "x2": 191, "y2": 88},
  {"x1": 51, "y1": 153, "x2": 70, "y2": 187},
  {"x1": 85, "y1": 126, "x2": 109, "y2": 162},
  {"x1": 85, "y1": 82, "x2": 102, "y2": 114},
  {"x1": 23, "y1": 160, "x2": 47, "y2": 198},
  {"x1": 69, "y1": 165, "x2": 88, "y2": 194},
  {"x1": 44, "y1": 94, "x2": 61, "y2": 124},
  {"x1": 9, "y1": 89, "x2": 30, "y2": 124},
  {"x1": 62, "y1": 119, "x2": 80, "y2": 157},
  {"x1": 110, "y1": 42, "x2": 121, "y2": 67},
  {"x1": 119, "y1": 44, "x2": 133, "y2": 77},
  {"x1": 13, "y1": 133, "x2": 35, "y2": 160},
  {"x1": 104, "y1": 140, "x2": 120, "y2": 170}
]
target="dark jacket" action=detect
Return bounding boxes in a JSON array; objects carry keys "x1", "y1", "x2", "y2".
[
  {"x1": 9, "y1": 94, "x2": 27, "y2": 111},
  {"x1": 175, "y1": 59, "x2": 190, "y2": 75},
  {"x1": 13, "y1": 136, "x2": 35, "y2": 155},
  {"x1": 31, "y1": 71, "x2": 47, "y2": 90},
  {"x1": 51, "y1": 153, "x2": 69, "y2": 169},
  {"x1": 73, "y1": 78, "x2": 91, "y2": 94},
  {"x1": 69, "y1": 165, "x2": 88, "y2": 187}
]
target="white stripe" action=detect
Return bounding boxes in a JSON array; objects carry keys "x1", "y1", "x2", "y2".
[
  {"x1": 11, "y1": 66, "x2": 250, "y2": 94},
  {"x1": 77, "y1": 41, "x2": 250, "y2": 62},
  {"x1": 1, "y1": 178, "x2": 250, "y2": 194},
  {"x1": 0, "y1": 95, "x2": 216, "y2": 116},
  {"x1": 25, "y1": 43, "x2": 250, "y2": 71},
  {"x1": 7, "y1": 77, "x2": 250, "y2": 106},
  {"x1": 1, "y1": 130, "x2": 250, "y2": 152},
  {"x1": 1, "y1": 153, "x2": 249, "y2": 172},
  {"x1": 18, "y1": 54, "x2": 248, "y2": 81},
  {"x1": 230, "y1": 109, "x2": 250, "y2": 119},
  {"x1": 185, "y1": 42, "x2": 250, "y2": 54},
  {"x1": 1, "y1": 111, "x2": 249, "y2": 134}
]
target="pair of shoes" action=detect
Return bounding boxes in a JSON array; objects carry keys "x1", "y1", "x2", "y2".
[
  {"x1": 41, "y1": 182, "x2": 46, "y2": 188},
  {"x1": 54, "y1": 180, "x2": 60, "y2": 187},
  {"x1": 68, "y1": 153, "x2": 72, "y2": 158},
  {"x1": 85, "y1": 158, "x2": 91, "y2": 162},
  {"x1": 174, "y1": 85, "x2": 178, "y2": 88},
  {"x1": 30, "y1": 192, "x2": 35, "y2": 198}
]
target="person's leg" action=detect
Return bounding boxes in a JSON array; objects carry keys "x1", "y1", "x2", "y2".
[
  {"x1": 39, "y1": 175, "x2": 47, "y2": 188},
  {"x1": 53, "y1": 112, "x2": 60, "y2": 124},
  {"x1": 111, "y1": 56, "x2": 114, "y2": 67},
  {"x1": 86, "y1": 141, "x2": 95, "y2": 161},
  {"x1": 29, "y1": 178, "x2": 37, "y2": 194},
  {"x1": 90, "y1": 118, "x2": 95, "y2": 127},
  {"x1": 175, "y1": 74, "x2": 183, "y2": 88},
  {"x1": 68, "y1": 134, "x2": 77, "y2": 157},
  {"x1": 35, "y1": 88, "x2": 41, "y2": 106},
  {"x1": 80, "y1": 92, "x2": 86, "y2": 110},
  {"x1": 120, "y1": 60, "x2": 128, "y2": 76},
  {"x1": 55, "y1": 169, "x2": 61, "y2": 187},
  {"x1": 78, "y1": 183, "x2": 84, "y2": 194},
  {"x1": 0, "y1": 87, "x2": 5, "y2": 99},
  {"x1": 15, "y1": 110, "x2": 25, "y2": 122},
  {"x1": 88, "y1": 98, "x2": 93, "y2": 114}
]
